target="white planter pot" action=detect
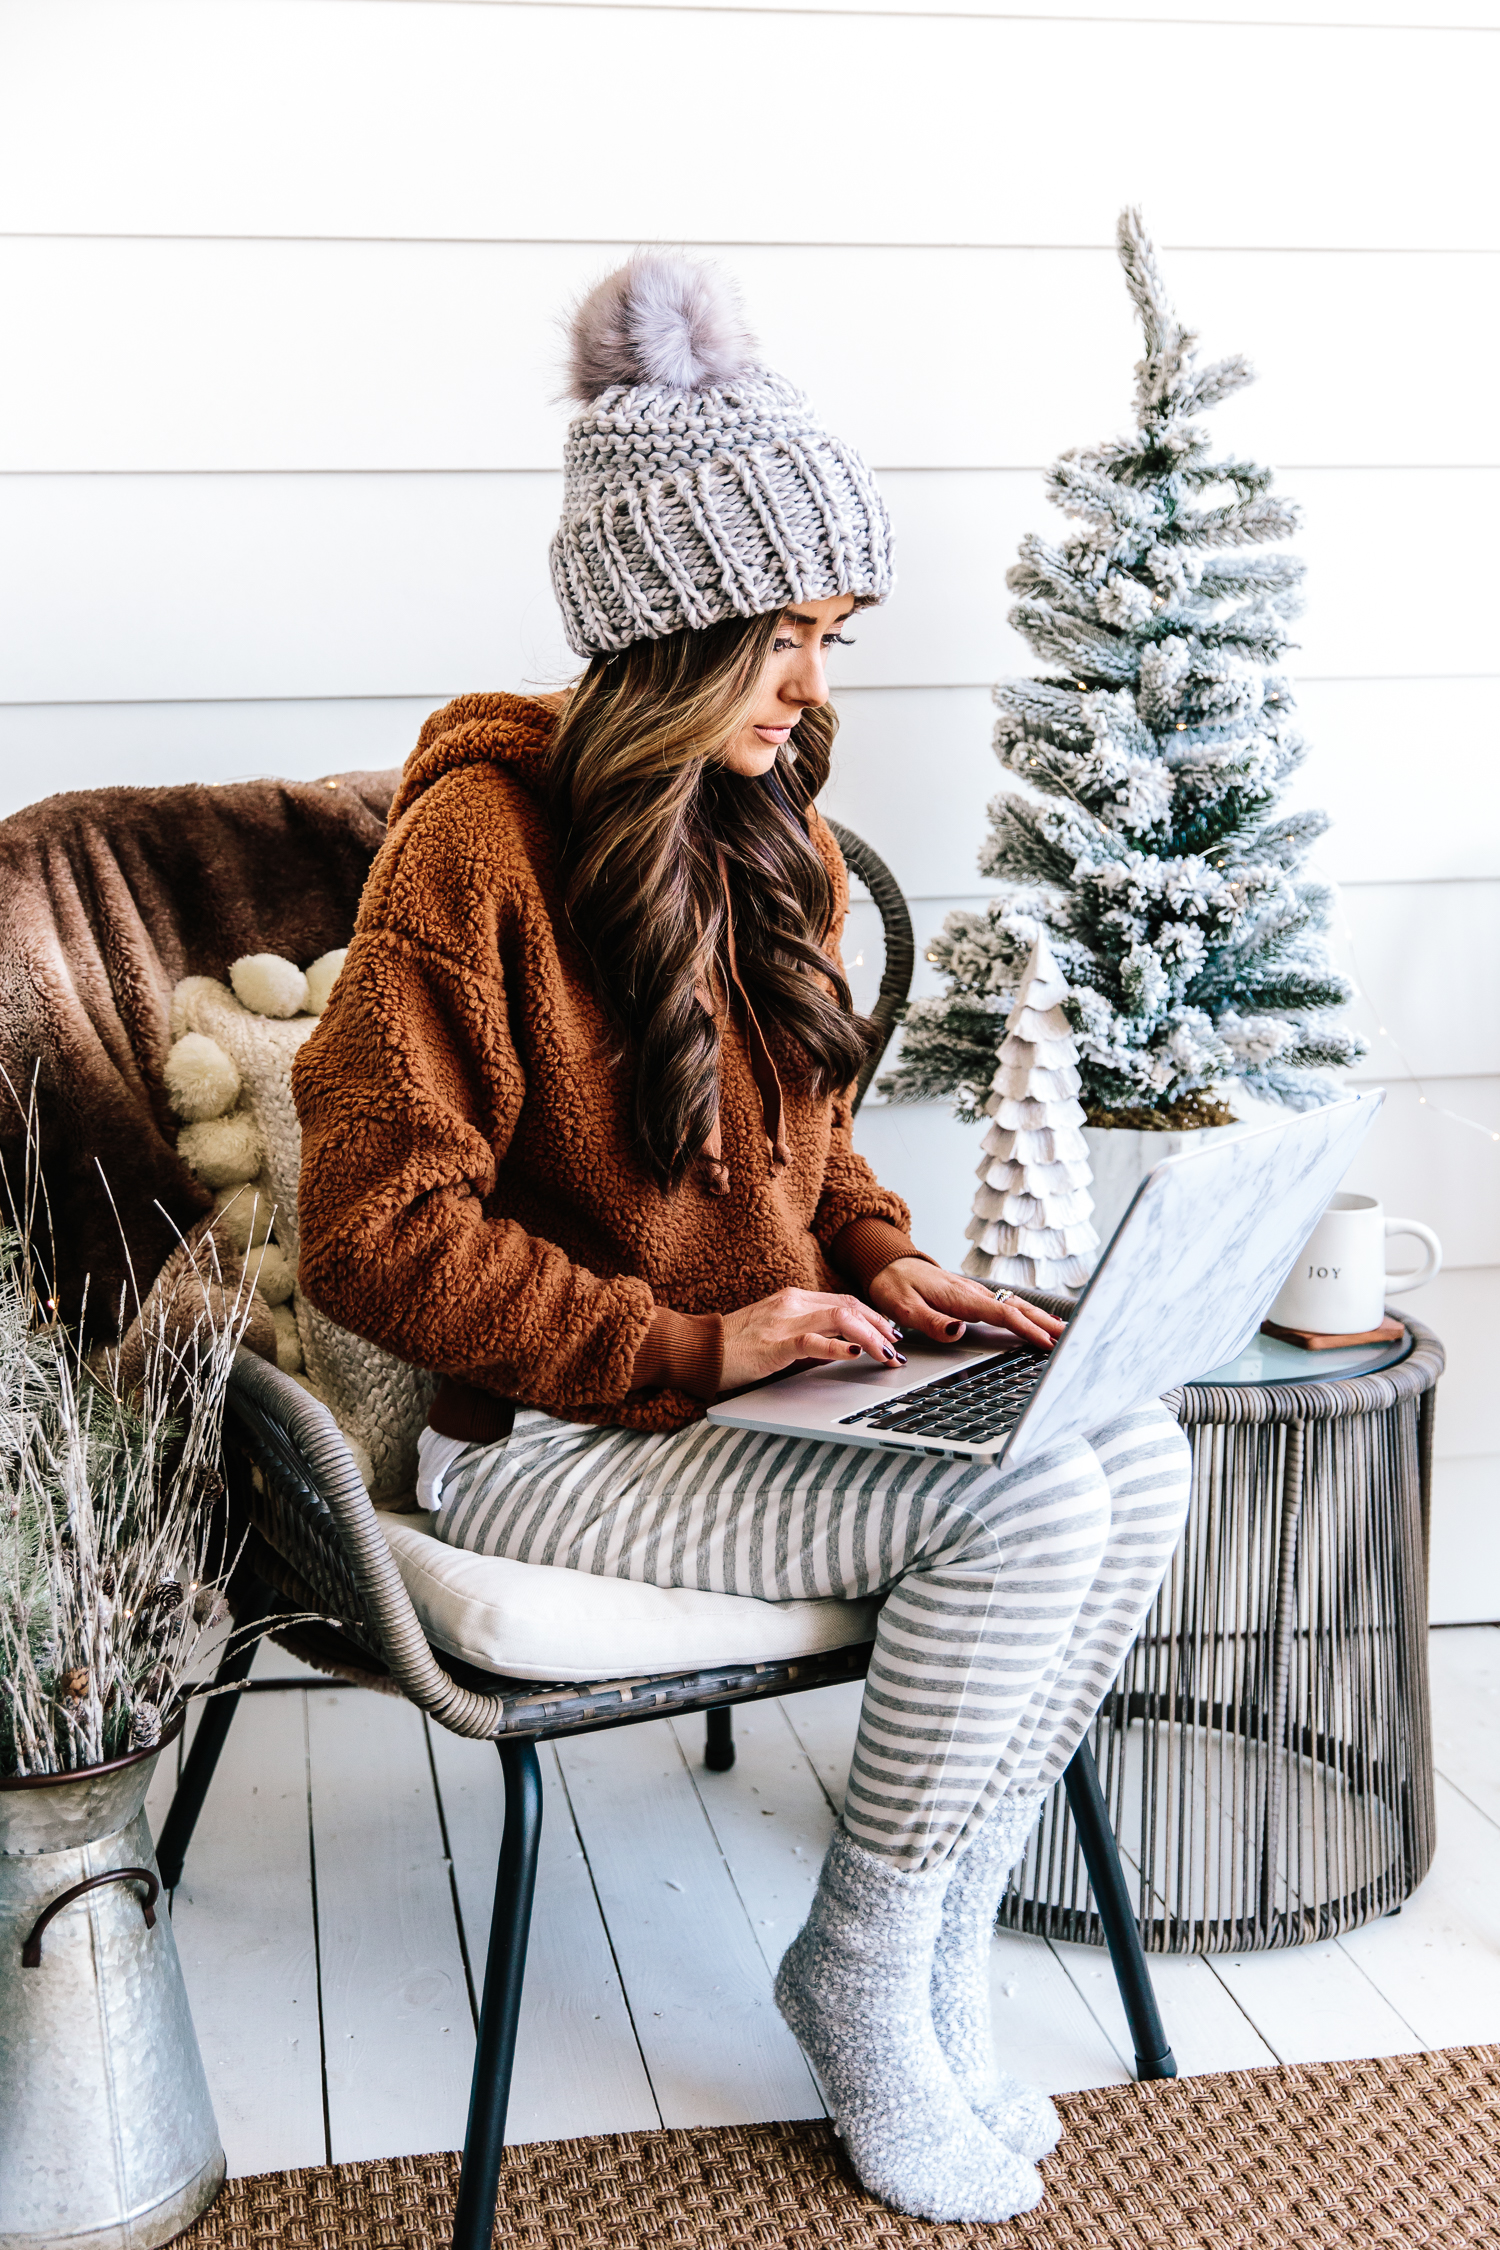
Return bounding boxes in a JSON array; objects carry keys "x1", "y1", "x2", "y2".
[{"x1": 1083, "y1": 1121, "x2": 1258, "y2": 1260}]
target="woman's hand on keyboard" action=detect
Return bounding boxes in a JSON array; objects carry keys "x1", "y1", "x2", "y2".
[
  {"x1": 868, "y1": 1260, "x2": 1066, "y2": 1353},
  {"x1": 718, "y1": 1288, "x2": 907, "y2": 1390}
]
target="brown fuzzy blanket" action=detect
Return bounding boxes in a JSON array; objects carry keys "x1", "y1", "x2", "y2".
[{"x1": 0, "y1": 769, "x2": 397, "y2": 1338}]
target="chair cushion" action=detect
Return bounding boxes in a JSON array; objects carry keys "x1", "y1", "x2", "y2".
[{"x1": 374, "y1": 1506, "x2": 880, "y2": 1681}]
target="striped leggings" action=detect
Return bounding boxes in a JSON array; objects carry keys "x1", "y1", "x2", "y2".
[{"x1": 431, "y1": 1401, "x2": 1192, "y2": 1870}]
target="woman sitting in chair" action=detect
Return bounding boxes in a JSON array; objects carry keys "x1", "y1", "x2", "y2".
[{"x1": 293, "y1": 257, "x2": 1190, "y2": 2226}]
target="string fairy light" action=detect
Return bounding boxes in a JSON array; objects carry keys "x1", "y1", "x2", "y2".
[{"x1": 1334, "y1": 882, "x2": 1500, "y2": 1147}]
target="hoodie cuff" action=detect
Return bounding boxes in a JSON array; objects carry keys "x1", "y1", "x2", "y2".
[
  {"x1": 830, "y1": 1217, "x2": 936, "y2": 1296},
  {"x1": 427, "y1": 1375, "x2": 517, "y2": 1445},
  {"x1": 630, "y1": 1306, "x2": 725, "y2": 1401}
]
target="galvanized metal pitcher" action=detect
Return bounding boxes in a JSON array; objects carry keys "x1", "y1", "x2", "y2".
[{"x1": 1, "y1": 1728, "x2": 225, "y2": 2250}]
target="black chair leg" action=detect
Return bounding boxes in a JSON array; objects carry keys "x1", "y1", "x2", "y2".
[
  {"x1": 704, "y1": 1704, "x2": 736, "y2": 1771},
  {"x1": 451, "y1": 1740, "x2": 544, "y2": 2250},
  {"x1": 1062, "y1": 1738, "x2": 1177, "y2": 2082},
  {"x1": 155, "y1": 1587, "x2": 269, "y2": 1888}
]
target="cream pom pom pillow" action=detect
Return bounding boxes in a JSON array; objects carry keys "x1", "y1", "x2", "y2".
[
  {"x1": 163, "y1": 949, "x2": 433, "y2": 1501},
  {"x1": 230, "y1": 953, "x2": 310, "y2": 1020},
  {"x1": 163, "y1": 1030, "x2": 242, "y2": 1121},
  {"x1": 176, "y1": 1110, "x2": 265, "y2": 1192},
  {"x1": 304, "y1": 949, "x2": 346, "y2": 1017}
]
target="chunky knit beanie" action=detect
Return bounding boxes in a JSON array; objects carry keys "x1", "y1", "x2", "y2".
[{"x1": 550, "y1": 255, "x2": 894, "y2": 658}]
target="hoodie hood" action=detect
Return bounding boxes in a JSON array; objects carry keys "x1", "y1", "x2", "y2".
[{"x1": 388, "y1": 692, "x2": 557, "y2": 827}]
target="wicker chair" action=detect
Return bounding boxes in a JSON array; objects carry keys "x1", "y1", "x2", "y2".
[{"x1": 156, "y1": 824, "x2": 1175, "y2": 2250}]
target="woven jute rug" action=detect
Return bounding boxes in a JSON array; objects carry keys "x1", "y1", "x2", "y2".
[{"x1": 180, "y1": 2045, "x2": 1500, "y2": 2250}]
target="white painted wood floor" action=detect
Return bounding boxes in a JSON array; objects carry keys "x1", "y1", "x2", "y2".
[{"x1": 143, "y1": 1627, "x2": 1500, "y2": 2179}]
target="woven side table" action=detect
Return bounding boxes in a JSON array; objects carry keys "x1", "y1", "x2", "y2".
[{"x1": 999, "y1": 1313, "x2": 1444, "y2": 1954}]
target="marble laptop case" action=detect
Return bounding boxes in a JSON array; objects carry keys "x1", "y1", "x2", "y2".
[{"x1": 707, "y1": 1092, "x2": 1384, "y2": 1471}]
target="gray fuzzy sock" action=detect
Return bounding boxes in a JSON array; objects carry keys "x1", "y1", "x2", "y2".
[
  {"x1": 929, "y1": 1788, "x2": 1060, "y2": 2160},
  {"x1": 774, "y1": 1825, "x2": 1044, "y2": 2224}
]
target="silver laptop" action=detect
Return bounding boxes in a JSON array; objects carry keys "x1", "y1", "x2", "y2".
[{"x1": 709, "y1": 1092, "x2": 1384, "y2": 1471}]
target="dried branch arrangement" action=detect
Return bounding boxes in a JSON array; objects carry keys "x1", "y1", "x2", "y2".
[{"x1": 0, "y1": 1091, "x2": 256, "y2": 1777}]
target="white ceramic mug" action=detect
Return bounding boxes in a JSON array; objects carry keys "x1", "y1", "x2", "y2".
[{"x1": 1267, "y1": 1193, "x2": 1442, "y2": 1335}]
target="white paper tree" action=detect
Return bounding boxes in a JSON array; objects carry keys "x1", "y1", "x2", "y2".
[{"x1": 962, "y1": 931, "x2": 1099, "y2": 1292}]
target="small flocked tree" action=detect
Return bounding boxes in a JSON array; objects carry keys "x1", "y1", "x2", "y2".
[{"x1": 883, "y1": 209, "x2": 1365, "y2": 1129}]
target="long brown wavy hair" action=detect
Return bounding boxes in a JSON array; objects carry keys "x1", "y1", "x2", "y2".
[{"x1": 548, "y1": 610, "x2": 871, "y2": 1188}]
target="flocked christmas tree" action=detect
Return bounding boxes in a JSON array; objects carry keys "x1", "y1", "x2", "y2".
[
  {"x1": 963, "y1": 930, "x2": 1099, "y2": 1290},
  {"x1": 883, "y1": 209, "x2": 1365, "y2": 1129}
]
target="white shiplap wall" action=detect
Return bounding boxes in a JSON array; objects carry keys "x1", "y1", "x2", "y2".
[{"x1": 3, "y1": 0, "x2": 1497, "y2": 1614}]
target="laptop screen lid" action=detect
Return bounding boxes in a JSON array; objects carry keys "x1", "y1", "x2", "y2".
[{"x1": 1001, "y1": 1092, "x2": 1383, "y2": 1468}]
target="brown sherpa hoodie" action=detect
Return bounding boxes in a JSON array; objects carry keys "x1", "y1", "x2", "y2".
[{"x1": 292, "y1": 693, "x2": 923, "y2": 1435}]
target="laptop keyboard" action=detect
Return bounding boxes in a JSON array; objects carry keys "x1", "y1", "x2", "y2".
[{"x1": 837, "y1": 1349, "x2": 1050, "y2": 1450}]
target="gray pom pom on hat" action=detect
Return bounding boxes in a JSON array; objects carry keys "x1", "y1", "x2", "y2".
[{"x1": 550, "y1": 254, "x2": 894, "y2": 659}]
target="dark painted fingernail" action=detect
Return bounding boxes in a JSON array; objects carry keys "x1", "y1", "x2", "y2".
[
  {"x1": 848, "y1": 1343, "x2": 861, "y2": 1355},
  {"x1": 946, "y1": 1321, "x2": 963, "y2": 1337},
  {"x1": 890, "y1": 1326, "x2": 904, "y2": 1339},
  {"x1": 883, "y1": 1347, "x2": 899, "y2": 1363}
]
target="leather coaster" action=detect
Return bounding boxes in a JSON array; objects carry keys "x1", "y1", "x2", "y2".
[{"x1": 1261, "y1": 1314, "x2": 1405, "y2": 1351}]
